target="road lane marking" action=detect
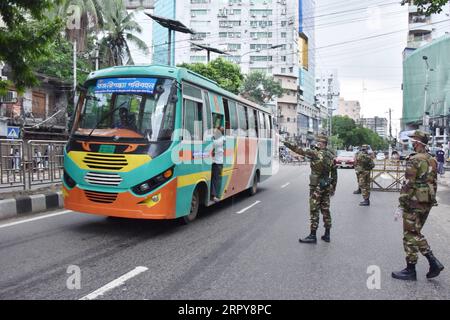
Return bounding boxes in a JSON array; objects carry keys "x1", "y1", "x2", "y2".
[
  {"x1": 281, "y1": 182, "x2": 290, "y2": 189},
  {"x1": 235, "y1": 201, "x2": 261, "y2": 214},
  {"x1": 79, "y1": 266, "x2": 148, "y2": 300},
  {"x1": 0, "y1": 210, "x2": 72, "y2": 229}
]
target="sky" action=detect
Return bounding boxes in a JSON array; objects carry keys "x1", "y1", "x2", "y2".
[
  {"x1": 129, "y1": 0, "x2": 409, "y2": 136},
  {"x1": 314, "y1": 0, "x2": 409, "y2": 136}
]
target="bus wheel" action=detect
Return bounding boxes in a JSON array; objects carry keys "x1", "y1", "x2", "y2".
[
  {"x1": 181, "y1": 188, "x2": 200, "y2": 224},
  {"x1": 248, "y1": 173, "x2": 258, "y2": 196}
]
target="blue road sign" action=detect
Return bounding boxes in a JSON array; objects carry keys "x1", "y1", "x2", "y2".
[{"x1": 7, "y1": 126, "x2": 20, "y2": 139}]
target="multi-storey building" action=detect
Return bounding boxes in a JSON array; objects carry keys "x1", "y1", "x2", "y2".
[
  {"x1": 337, "y1": 97, "x2": 361, "y2": 122},
  {"x1": 274, "y1": 74, "x2": 298, "y2": 141},
  {"x1": 358, "y1": 117, "x2": 388, "y2": 139},
  {"x1": 125, "y1": 0, "x2": 154, "y2": 9},
  {"x1": 151, "y1": 0, "x2": 316, "y2": 144},
  {"x1": 315, "y1": 70, "x2": 340, "y2": 132},
  {"x1": 403, "y1": 0, "x2": 450, "y2": 57}
]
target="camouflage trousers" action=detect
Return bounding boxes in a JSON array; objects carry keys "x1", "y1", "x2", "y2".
[
  {"x1": 403, "y1": 207, "x2": 432, "y2": 264},
  {"x1": 358, "y1": 171, "x2": 371, "y2": 200},
  {"x1": 309, "y1": 186, "x2": 332, "y2": 231}
]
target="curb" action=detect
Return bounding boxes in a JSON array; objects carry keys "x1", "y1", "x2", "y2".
[{"x1": 0, "y1": 192, "x2": 63, "y2": 221}]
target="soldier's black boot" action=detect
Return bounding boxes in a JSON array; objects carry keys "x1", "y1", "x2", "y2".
[
  {"x1": 391, "y1": 262, "x2": 417, "y2": 281},
  {"x1": 299, "y1": 230, "x2": 317, "y2": 244},
  {"x1": 359, "y1": 198, "x2": 370, "y2": 206},
  {"x1": 321, "y1": 228, "x2": 330, "y2": 242},
  {"x1": 353, "y1": 188, "x2": 361, "y2": 194},
  {"x1": 425, "y1": 252, "x2": 444, "y2": 279}
]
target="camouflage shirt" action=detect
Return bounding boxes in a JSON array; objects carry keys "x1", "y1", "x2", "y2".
[
  {"x1": 399, "y1": 151, "x2": 438, "y2": 210},
  {"x1": 356, "y1": 152, "x2": 374, "y2": 171},
  {"x1": 296, "y1": 147, "x2": 338, "y2": 190}
]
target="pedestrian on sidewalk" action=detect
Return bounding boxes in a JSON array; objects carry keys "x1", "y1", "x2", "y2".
[
  {"x1": 436, "y1": 144, "x2": 445, "y2": 176},
  {"x1": 288, "y1": 134, "x2": 337, "y2": 243},
  {"x1": 392, "y1": 130, "x2": 444, "y2": 281}
]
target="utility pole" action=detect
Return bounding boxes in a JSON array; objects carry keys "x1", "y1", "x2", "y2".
[
  {"x1": 389, "y1": 108, "x2": 392, "y2": 139},
  {"x1": 95, "y1": 40, "x2": 99, "y2": 71},
  {"x1": 73, "y1": 40, "x2": 77, "y2": 109}
]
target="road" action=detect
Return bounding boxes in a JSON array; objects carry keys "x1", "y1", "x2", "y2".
[{"x1": 1, "y1": 164, "x2": 449, "y2": 300}]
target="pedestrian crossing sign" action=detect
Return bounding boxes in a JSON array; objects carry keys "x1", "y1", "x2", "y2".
[{"x1": 7, "y1": 126, "x2": 20, "y2": 139}]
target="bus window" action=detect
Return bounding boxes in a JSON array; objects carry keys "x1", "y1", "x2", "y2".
[
  {"x1": 258, "y1": 111, "x2": 266, "y2": 139},
  {"x1": 203, "y1": 91, "x2": 212, "y2": 132},
  {"x1": 184, "y1": 99, "x2": 203, "y2": 141},
  {"x1": 227, "y1": 100, "x2": 238, "y2": 132},
  {"x1": 237, "y1": 104, "x2": 248, "y2": 136},
  {"x1": 264, "y1": 114, "x2": 272, "y2": 139},
  {"x1": 247, "y1": 108, "x2": 257, "y2": 138},
  {"x1": 222, "y1": 98, "x2": 232, "y2": 131}
]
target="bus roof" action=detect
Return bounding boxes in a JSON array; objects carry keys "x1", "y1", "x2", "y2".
[{"x1": 85, "y1": 64, "x2": 271, "y2": 114}]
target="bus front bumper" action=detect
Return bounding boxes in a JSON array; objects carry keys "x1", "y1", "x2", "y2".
[{"x1": 63, "y1": 179, "x2": 177, "y2": 220}]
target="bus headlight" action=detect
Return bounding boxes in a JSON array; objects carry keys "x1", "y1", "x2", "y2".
[
  {"x1": 64, "y1": 170, "x2": 77, "y2": 189},
  {"x1": 132, "y1": 167, "x2": 174, "y2": 195}
]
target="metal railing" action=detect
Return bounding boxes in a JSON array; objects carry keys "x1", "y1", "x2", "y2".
[
  {"x1": 0, "y1": 139, "x2": 26, "y2": 189},
  {"x1": 0, "y1": 139, "x2": 67, "y2": 190}
]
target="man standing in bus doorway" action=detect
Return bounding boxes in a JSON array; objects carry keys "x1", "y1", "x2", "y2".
[
  {"x1": 291, "y1": 134, "x2": 337, "y2": 243},
  {"x1": 392, "y1": 130, "x2": 444, "y2": 281},
  {"x1": 211, "y1": 126, "x2": 225, "y2": 202},
  {"x1": 358, "y1": 145, "x2": 375, "y2": 206}
]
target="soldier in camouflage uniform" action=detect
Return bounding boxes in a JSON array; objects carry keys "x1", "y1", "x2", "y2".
[
  {"x1": 357, "y1": 145, "x2": 375, "y2": 206},
  {"x1": 291, "y1": 135, "x2": 338, "y2": 243},
  {"x1": 353, "y1": 149, "x2": 362, "y2": 194},
  {"x1": 392, "y1": 130, "x2": 444, "y2": 281}
]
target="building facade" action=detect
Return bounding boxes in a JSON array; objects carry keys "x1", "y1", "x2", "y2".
[
  {"x1": 404, "y1": 0, "x2": 450, "y2": 58},
  {"x1": 315, "y1": 70, "x2": 340, "y2": 134},
  {"x1": 125, "y1": 0, "x2": 154, "y2": 9},
  {"x1": 274, "y1": 74, "x2": 298, "y2": 141},
  {"x1": 151, "y1": 0, "x2": 316, "y2": 145},
  {"x1": 337, "y1": 97, "x2": 361, "y2": 122},
  {"x1": 402, "y1": 34, "x2": 450, "y2": 146},
  {"x1": 358, "y1": 117, "x2": 388, "y2": 139}
]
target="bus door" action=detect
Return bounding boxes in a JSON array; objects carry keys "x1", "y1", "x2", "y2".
[{"x1": 221, "y1": 98, "x2": 239, "y2": 198}]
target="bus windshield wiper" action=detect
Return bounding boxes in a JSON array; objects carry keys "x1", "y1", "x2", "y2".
[{"x1": 88, "y1": 101, "x2": 128, "y2": 137}]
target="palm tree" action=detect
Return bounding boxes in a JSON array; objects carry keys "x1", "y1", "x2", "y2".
[
  {"x1": 51, "y1": 0, "x2": 104, "y2": 52},
  {"x1": 99, "y1": 0, "x2": 149, "y2": 67}
]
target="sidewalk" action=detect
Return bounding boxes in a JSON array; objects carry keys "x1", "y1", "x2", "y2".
[
  {"x1": 0, "y1": 183, "x2": 63, "y2": 221},
  {"x1": 438, "y1": 172, "x2": 450, "y2": 188}
]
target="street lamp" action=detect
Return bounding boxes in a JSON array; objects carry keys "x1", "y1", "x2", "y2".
[{"x1": 190, "y1": 43, "x2": 229, "y2": 63}]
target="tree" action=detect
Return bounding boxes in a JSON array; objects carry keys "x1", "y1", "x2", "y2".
[
  {"x1": 330, "y1": 115, "x2": 389, "y2": 150},
  {"x1": 178, "y1": 58, "x2": 244, "y2": 94},
  {"x1": 240, "y1": 71, "x2": 284, "y2": 105},
  {"x1": 51, "y1": 0, "x2": 104, "y2": 52},
  {"x1": 98, "y1": 0, "x2": 148, "y2": 67},
  {"x1": 0, "y1": 1, "x2": 63, "y2": 94},
  {"x1": 401, "y1": 0, "x2": 449, "y2": 16},
  {"x1": 32, "y1": 35, "x2": 93, "y2": 85}
]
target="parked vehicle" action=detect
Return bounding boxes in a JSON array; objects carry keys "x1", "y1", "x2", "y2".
[
  {"x1": 376, "y1": 152, "x2": 386, "y2": 161},
  {"x1": 335, "y1": 151, "x2": 356, "y2": 168}
]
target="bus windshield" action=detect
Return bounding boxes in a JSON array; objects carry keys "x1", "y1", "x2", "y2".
[{"x1": 74, "y1": 77, "x2": 176, "y2": 142}]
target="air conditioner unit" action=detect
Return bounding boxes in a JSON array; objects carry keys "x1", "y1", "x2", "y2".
[
  {"x1": 191, "y1": 13, "x2": 196, "y2": 17},
  {"x1": 236, "y1": 34, "x2": 241, "y2": 38},
  {"x1": 0, "y1": 91, "x2": 18, "y2": 104}
]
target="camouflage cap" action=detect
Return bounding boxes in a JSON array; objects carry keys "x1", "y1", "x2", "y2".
[
  {"x1": 408, "y1": 130, "x2": 429, "y2": 144},
  {"x1": 316, "y1": 134, "x2": 328, "y2": 143},
  {"x1": 360, "y1": 144, "x2": 369, "y2": 150}
]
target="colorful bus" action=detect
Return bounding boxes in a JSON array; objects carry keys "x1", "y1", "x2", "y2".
[{"x1": 64, "y1": 65, "x2": 275, "y2": 223}]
